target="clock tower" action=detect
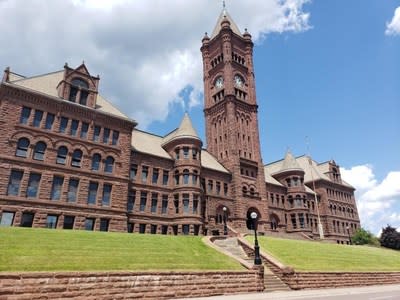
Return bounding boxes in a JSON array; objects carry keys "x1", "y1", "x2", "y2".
[{"x1": 201, "y1": 8, "x2": 269, "y2": 230}]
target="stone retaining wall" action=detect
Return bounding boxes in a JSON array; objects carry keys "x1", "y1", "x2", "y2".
[
  {"x1": 281, "y1": 271, "x2": 400, "y2": 290},
  {"x1": 0, "y1": 270, "x2": 264, "y2": 299}
]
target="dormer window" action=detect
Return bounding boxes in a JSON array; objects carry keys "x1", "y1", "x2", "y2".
[{"x1": 69, "y1": 78, "x2": 89, "y2": 105}]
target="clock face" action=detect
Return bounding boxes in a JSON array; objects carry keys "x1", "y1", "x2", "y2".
[
  {"x1": 215, "y1": 76, "x2": 224, "y2": 89},
  {"x1": 234, "y1": 74, "x2": 244, "y2": 87}
]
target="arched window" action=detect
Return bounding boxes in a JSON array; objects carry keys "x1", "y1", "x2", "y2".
[
  {"x1": 33, "y1": 141, "x2": 47, "y2": 161},
  {"x1": 242, "y1": 186, "x2": 247, "y2": 196},
  {"x1": 295, "y1": 195, "x2": 302, "y2": 207},
  {"x1": 91, "y1": 154, "x2": 101, "y2": 171},
  {"x1": 16, "y1": 138, "x2": 30, "y2": 157},
  {"x1": 183, "y1": 169, "x2": 189, "y2": 184},
  {"x1": 174, "y1": 170, "x2": 180, "y2": 185},
  {"x1": 71, "y1": 149, "x2": 82, "y2": 167},
  {"x1": 249, "y1": 187, "x2": 255, "y2": 197},
  {"x1": 71, "y1": 78, "x2": 89, "y2": 89},
  {"x1": 56, "y1": 146, "x2": 68, "y2": 164},
  {"x1": 104, "y1": 156, "x2": 114, "y2": 173}
]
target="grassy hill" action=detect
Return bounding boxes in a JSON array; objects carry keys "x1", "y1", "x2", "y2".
[
  {"x1": 0, "y1": 227, "x2": 243, "y2": 272},
  {"x1": 247, "y1": 236, "x2": 400, "y2": 272}
]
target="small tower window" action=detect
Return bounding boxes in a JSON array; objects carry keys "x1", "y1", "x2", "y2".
[{"x1": 69, "y1": 78, "x2": 89, "y2": 105}]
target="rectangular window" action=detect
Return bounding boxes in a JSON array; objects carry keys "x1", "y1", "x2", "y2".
[
  {"x1": 45, "y1": 113, "x2": 55, "y2": 130},
  {"x1": 140, "y1": 192, "x2": 147, "y2": 212},
  {"x1": 93, "y1": 125, "x2": 101, "y2": 142},
  {"x1": 291, "y1": 214, "x2": 297, "y2": 229},
  {"x1": 80, "y1": 122, "x2": 89, "y2": 139},
  {"x1": 161, "y1": 225, "x2": 168, "y2": 235},
  {"x1": 139, "y1": 224, "x2": 146, "y2": 234},
  {"x1": 33, "y1": 110, "x2": 43, "y2": 127},
  {"x1": 182, "y1": 224, "x2": 190, "y2": 235},
  {"x1": 69, "y1": 87, "x2": 78, "y2": 102},
  {"x1": 162, "y1": 171, "x2": 169, "y2": 185},
  {"x1": 142, "y1": 166, "x2": 148, "y2": 183},
  {"x1": 193, "y1": 195, "x2": 199, "y2": 214},
  {"x1": 100, "y1": 219, "x2": 109, "y2": 232},
  {"x1": 70, "y1": 119, "x2": 79, "y2": 136},
  {"x1": 20, "y1": 212, "x2": 34, "y2": 227},
  {"x1": 151, "y1": 193, "x2": 158, "y2": 213},
  {"x1": 20, "y1": 107, "x2": 31, "y2": 124},
  {"x1": 130, "y1": 164, "x2": 138, "y2": 180},
  {"x1": 150, "y1": 224, "x2": 157, "y2": 234},
  {"x1": 7, "y1": 170, "x2": 23, "y2": 196},
  {"x1": 102, "y1": 184, "x2": 112, "y2": 206},
  {"x1": 224, "y1": 183, "x2": 228, "y2": 196},
  {"x1": 87, "y1": 182, "x2": 98, "y2": 205},
  {"x1": 112, "y1": 130, "x2": 119, "y2": 145},
  {"x1": 0, "y1": 212, "x2": 15, "y2": 227},
  {"x1": 161, "y1": 195, "x2": 168, "y2": 214},
  {"x1": 59, "y1": 117, "x2": 68, "y2": 133},
  {"x1": 80, "y1": 90, "x2": 88, "y2": 105},
  {"x1": 192, "y1": 148, "x2": 198, "y2": 160},
  {"x1": 26, "y1": 173, "x2": 41, "y2": 198},
  {"x1": 207, "y1": 180, "x2": 213, "y2": 192},
  {"x1": 50, "y1": 175, "x2": 64, "y2": 201},
  {"x1": 127, "y1": 190, "x2": 136, "y2": 212},
  {"x1": 174, "y1": 194, "x2": 179, "y2": 213},
  {"x1": 183, "y1": 194, "x2": 190, "y2": 214},
  {"x1": 84, "y1": 218, "x2": 95, "y2": 231},
  {"x1": 183, "y1": 147, "x2": 189, "y2": 158},
  {"x1": 67, "y1": 178, "x2": 79, "y2": 202},
  {"x1": 103, "y1": 128, "x2": 110, "y2": 144},
  {"x1": 216, "y1": 182, "x2": 221, "y2": 195},
  {"x1": 128, "y1": 223, "x2": 134, "y2": 233},
  {"x1": 152, "y1": 168, "x2": 159, "y2": 184},
  {"x1": 46, "y1": 215, "x2": 58, "y2": 229},
  {"x1": 63, "y1": 216, "x2": 75, "y2": 229}
]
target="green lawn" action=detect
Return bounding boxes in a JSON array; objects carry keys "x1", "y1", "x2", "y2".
[
  {"x1": 0, "y1": 227, "x2": 244, "y2": 272},
  {"x1": 246, "y1": 236, "x2": 400, "y2": 272}
]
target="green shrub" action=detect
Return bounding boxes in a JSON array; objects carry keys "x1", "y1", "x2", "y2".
[
  {"x1": 380, "y1": 225, "x2": 400, "y2": 250},
  {"x1": 351, "y1": 228, "x2": 379, "y2": 246}
]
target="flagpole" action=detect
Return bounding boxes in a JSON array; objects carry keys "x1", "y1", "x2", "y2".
[{"x1": 306, "y1": 137, "x2": 324, "y2": 239}]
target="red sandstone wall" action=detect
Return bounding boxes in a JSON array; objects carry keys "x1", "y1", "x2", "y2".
[{"x1": 0, "y1": 271, "x2": 264, "y2": 299}]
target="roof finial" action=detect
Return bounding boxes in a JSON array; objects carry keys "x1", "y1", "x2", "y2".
[{"x1": 222, "y1": 0, "x2": 226, "y2": 16}]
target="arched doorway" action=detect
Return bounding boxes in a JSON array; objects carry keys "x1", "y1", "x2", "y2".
[
  {"x1": 270, "y1": 214, "x2": 279, "y2": 230},
  {"x1": 246, "y1": 208, "x2": 261, "y2": 230}
]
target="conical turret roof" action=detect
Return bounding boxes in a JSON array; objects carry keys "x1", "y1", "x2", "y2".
[
  {"x1": 210, "y1": 9, "x2": 242, "y2": 39},
  {"x1": 279, "y1": 151, "x2": 304, "y2": 173},
  {"x1": 162, "y1": 112, "x2": 201, "y2": 145}
]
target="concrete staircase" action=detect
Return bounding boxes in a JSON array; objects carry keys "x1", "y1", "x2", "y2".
[{"x1": 212, "y1": 237, "x2": 291, "y2": 293}]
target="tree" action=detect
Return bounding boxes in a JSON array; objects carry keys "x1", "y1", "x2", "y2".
[
  {"x1": 380, "y1": 225, "x2": 400, "y2": 250},
  {"x1": 351, "y1": 228, "x2": 379, "y2": 246}
]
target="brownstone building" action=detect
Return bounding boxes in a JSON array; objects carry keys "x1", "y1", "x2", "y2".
[{"x1": 0, "y1": 9, "x2": 360, "y2": 243}]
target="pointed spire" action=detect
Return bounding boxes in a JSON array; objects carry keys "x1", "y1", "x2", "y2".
[
  {"x1": 280, "y1": 150, "x2": 303, "y2": 172},
  {"x1": 162, "y1": 112, "x2": 201, "y2": 145},
  {"x1": 210, "y1": 2, "x2": 242, "y2": 39}
]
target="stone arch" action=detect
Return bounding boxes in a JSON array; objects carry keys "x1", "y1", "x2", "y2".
[{"x1": 270, "y1": 213, "x2": 280, "y2": 230}]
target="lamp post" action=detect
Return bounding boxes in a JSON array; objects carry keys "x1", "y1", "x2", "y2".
[
  {"x1": 250, "y1": 212, "x2": 262, "y2": 265},
  {"x1": 223, "y1": 206, "x2": 228, "y2": 236},
  {"x1": 346, "y1": 226, "x2": 352, "y2": 245}
]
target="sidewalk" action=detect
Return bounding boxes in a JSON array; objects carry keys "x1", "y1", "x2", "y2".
[{"x1": 176, "y1": 284, "x2": 400, "y2": 300}]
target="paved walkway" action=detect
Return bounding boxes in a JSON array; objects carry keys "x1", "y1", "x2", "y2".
[{"x1": 176, "y1": 284, "x2": 400, "y2": 300}]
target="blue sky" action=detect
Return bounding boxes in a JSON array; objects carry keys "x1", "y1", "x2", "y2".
[{"x1": 0, "y1": 0, "x2": 399, "y2": 234}]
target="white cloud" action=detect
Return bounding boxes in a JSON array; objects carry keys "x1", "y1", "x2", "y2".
[
  {"x1": 386, "y1": 6, "x2": 400, "y2": 36},
  {"x1": 0, "y1": 0, "x2": 311, "y2": 128},
  {"x1": 341, "y1": 165, "x2": 400, "y2": 235}
]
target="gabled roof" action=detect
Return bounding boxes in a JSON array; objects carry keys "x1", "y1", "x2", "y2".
[
  {"x1": 162, "y1": 112, "x2": 201, "y2": 145},
  {"x1": 5, "y1": 69, "x2": 128, "y2": 119},
  {"x1": 211, "y1": 9, "x2": 242, "y2": 39}
]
